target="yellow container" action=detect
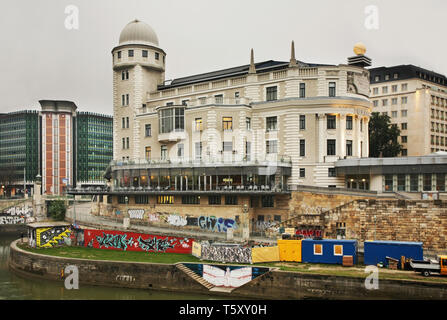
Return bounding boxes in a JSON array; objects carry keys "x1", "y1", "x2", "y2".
[
  {"x1": 252, "y1": 246, "x2": 280, "y2": 263},
  {"x1": 277, "y1": 239, "x2": 302, "y2": 262}
]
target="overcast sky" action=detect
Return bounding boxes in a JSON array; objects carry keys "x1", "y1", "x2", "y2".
[{"x1": 1, "y1": 0, "x2": 446, "y2": 115}]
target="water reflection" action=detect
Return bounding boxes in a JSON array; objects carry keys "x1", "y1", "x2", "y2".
[{"x1": 0, "y1": 232, "x2": 227, "y2": 300}]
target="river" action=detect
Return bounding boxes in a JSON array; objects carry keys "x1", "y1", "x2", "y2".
[{"x1": 0, "y1": 232, "x2": 226, "y2": 300}]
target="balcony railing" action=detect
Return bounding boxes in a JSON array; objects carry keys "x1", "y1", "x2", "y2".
[{"x1": 110, "y1": 154, "x2": 292, "y2": 168}]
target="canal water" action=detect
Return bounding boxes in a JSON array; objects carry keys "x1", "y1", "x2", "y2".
[{"x1": 0, "y1": 232, "x2": 227, "y2": 300}]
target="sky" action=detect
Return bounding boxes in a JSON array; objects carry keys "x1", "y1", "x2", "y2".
[{"x1": 1, "y1": 0, "x2": 446, "y2": 115}]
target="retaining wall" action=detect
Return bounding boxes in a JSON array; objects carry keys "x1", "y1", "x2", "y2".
[{"x1": 9, "y1": 240, "x2": 447, "y2": 300}]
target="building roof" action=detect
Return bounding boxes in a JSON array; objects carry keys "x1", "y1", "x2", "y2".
[
  {"x1": 335, "y1": 153, "x2": 447, "y2": 175},
  {"x1": 119, "y1": 19, "x2": 159, "y2": 47},
  {"x1": 369, "y1": 64, "x2": 447, "y2": 87},
  {"x1": 27, "y1": 221, "x2": 72, "y2": 229},
  {"x1": 158, "y1": 60, "x2": 334, "y2": 90}
]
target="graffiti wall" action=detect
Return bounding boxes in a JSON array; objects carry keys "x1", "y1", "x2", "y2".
[
  {"x1": 198, "y1": 216, "x2": 238, "y2": 233},
  {"x1": 128, "y1": 209, "x2": 144, "y2": 219},
  {"x1": 295, "y1": 228, "x2": 323, "y2": 238},
  {"x1": 183, "y1": 263, "x2": 270, "y2": 289},
  {"x1": 36, "y1": 226, "x2": 72, "y2": 248},
  {"x1": 203, "y1": 265, "x2": 252, "y2": 288},
  {"x1": 201, "y1": 244, "x2": 252, "y2": 264},
  {"x1": 84, "y1": 229, "x2": 193, "y2": 254},
  {"x1": 141, "y1": 211, "x2": 238, "y2": 233},
  {"x1": 0, "y1": 203, "x2": 34, "y2": 225}
]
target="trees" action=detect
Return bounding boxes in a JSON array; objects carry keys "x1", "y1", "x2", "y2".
[
  {"x1": 368, "y1": 112, "x2": 403, "y2": 157},
  {"x1": 48, "y1": 200, "x2": 66, "y2": 221}
]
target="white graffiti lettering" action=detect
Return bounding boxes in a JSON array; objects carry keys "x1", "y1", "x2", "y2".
[
  {"x1": 0, "y1": 216, "x2": 25, "y2": 225},
  {"x1": 116, "y1": 275, "x2": 135, "y2": 282},
  {"x1": 167, "y1": 215, "x2": 187, "y2": 226},
  {"x1": 128, "y1": 209, "x2": 144, "y2": 219}
]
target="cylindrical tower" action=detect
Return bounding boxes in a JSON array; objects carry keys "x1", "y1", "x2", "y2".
[{"x1": 112, "y1": 19, "x2": 166, "y2": 161}]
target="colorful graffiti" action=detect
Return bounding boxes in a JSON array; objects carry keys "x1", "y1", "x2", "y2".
[
  {"x1": 295, "y1": 228, "x2": 323, "y2": 238},
  {"x1": 198, "y1": 216, "x2": 238, "y2": 233},
  {"x1": 36, "y1": 226, "x2": 72, "y2": 248},
  {"x1": 84, "y1": 229, "x2": 193, "y2": 254},
  {"x1": 201, "y1": 244, "x2": 251, "y2": 264},
  {"x1": 0, "y1": 203, "x2": 33, "y2": 225}
]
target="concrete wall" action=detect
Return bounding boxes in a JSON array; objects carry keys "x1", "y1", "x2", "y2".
[{"x1": 9, "y1": 240, "x2": 447, "y2": 300}]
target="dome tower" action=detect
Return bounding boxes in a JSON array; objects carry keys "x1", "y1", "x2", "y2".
[{"x1": 112, "y1": 19, "x2": 166, "y2": 161}]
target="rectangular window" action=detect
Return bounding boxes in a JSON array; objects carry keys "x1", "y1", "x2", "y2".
[
  {"x1": 246, "y1": 117, "x2": 251, "y2": 130},
  {"x1": 401, "y1": 136, "x2": 407, "y2": 143},
  {"x1": 401, "y1": 83, "x2": 408, "y2": 91},
  {"x1": 401, "y1": 110, "x2": 407, "y2": 117},
  {"x1": 327, "y1": 139, "x2": 336, "y2": 155},
  {"x1": 208, "y1": 195, "x2": 221, "y2": 205},
  {"x1": 181, "y1": 99, "x2": 189, "y2": 106},
  {"x1": 122, "y1": 117, "x2": 125, "y2": 129},
  {"x1": 299, "y1": 168, "x2": 305, "y2": 178},
  {"x1": 128, "y1": 50, "x2": 134, "y2": 57},
  {"x1": 261, "y1": 195, "x2": 274, "y2": 208},
  {"x1": 299, "y1": 83, "x2": 306, "y2": 98},
  {"x1": 195, "y1": 118, "x2": 203, "y2": 131},
  {"x1": 117, "y1": 51, "x2": 121, "y2": 59},
  {"x1": 299, "y1": 139, "x2": 305, "y2": 157},
  {"x1": 223, "y1": 141, "x2": 233, "y2": 152},
  {"x1": 126, "y1": 117, "x2": 129, "y2": 128},
  {"x1": 346, "y1": 140, "x2": 353, "y2": 156},
  {"x1": 145, "y1": 124, "x2": 151, "y2": 137},
  {"x1": 182, "y1": 195, "x2": 200, "y2": 205},
  {"x1": 142, "y1": 50, "x2": 148, "y2": 58},
  {"x1": 122, "y1": 138, "x2": 125, "y2": 149},
  {"x1": 135, "y1": 195, "x2": 149, "y2": 204},
  {"x1": 225, "y1": 195, "x2": 238, "y2": 205},
  {"x1": 423, "y1": 173, "x2": 432, "y2": 191},
  {"x1": 328, "y1": 168, "x2": 336, "y2": 177},
  {"x1": 401, "y1": 96, "x2": 408, "y2": 104},
  {"x1": 266, "y1": 86, "x2": 278, "y2": 101},
  {"x1": 410, "y1": 174, "x2": 418, "y2": 191},
  {"x1": 382, "y1": 86, "x2": 388, "y2": 94},
  {"x1": 373, "y1": 88, "x2": 379, "y2": 95},
  {"x1": 397, "y1": 174, "x2": 406, "y2": 191},
  {"x1": 327, "y1": 115, "x2": 336, "y2": 129},
  {"x1": 329, "y1": 82, "x2": 336, "y2": 97},
  {"x1": 382, "y1": 99, "x2": 388, "y2": 106},
  {"x1": 401, "y1": 123, "x2": 407, "y2": 130},
  {"x1": 174, "y1": 108, "x2": 184, "y2": 131},
  {"x1": 145, "y1": 146, "x2": 151, "y2": 160},
  {"x1": 266, "y1": 140, "x2": 278, "y2": 154},
  {"x1": 118, "y1": 195, "x2": 127, "y2": 204},
  {"x1": 299, "y1": 115, "x2": 306, "y2": 130},
  {"x1": 346, "y1": 116, "x2": 353, "y2": 130},
  {"x1": 391, "y1": 111, "x2": 398, "y2": 118},
  {"x1": 222, "y1": 117, "x2": 233, "y2": 131},
  {"x1": 177, "y1": 143, "x2": 184, "y2": 158},
  {"x1": 266, "y1": 116, "x2": 277, "y2": 131},
  {"x1": 155, "y1": 52, "x2": 160, "y2": 60},
  {"x1": 195, "y1": 142, "x2": 202, "y2": 160},
  {"x1": 157, "y1": 195, "x2": 174, "y2": 204},
  {"x1": 314, "y1": 244, "x2": 323, "y2": 255},
  {"x1": 392, "y1": 85, "x2": 398, "y2": 92},
  {"x1": 161, "y1": 145, "x2": 168, "y2": 160},
  {"x1": 126, "y1": 137, "x2": 129, "y2": 149},
  {"x1": 392, "y1": 98, "x2": 397, "y2": 105},
  {"x1": 245, "y1": 141, "x2": 251, "y2": 161},
  {"x1": 373, "y1": 100, "x2": 378, "y2": 107},
  {"x1": 214, "y1": 94, "x2": 223, "y2": 104},
  {"x1": 333, "y1": 245, "x2": 343, "y2": 256}
]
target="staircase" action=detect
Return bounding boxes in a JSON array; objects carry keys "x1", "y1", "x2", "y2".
[{"x1": 176, "y1": 263, "x2": 215, "y2": 290}]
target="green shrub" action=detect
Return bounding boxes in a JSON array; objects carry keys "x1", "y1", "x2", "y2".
[{"x1": 47, "y1": 200, "x2": 66, "y2": 221}]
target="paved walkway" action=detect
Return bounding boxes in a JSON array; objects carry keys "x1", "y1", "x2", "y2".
[{"x1": 66, "y1": 201, "x2": 277, "y2": 244}]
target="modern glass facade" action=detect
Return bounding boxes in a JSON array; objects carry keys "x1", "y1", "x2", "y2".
[
  {"x1": 0, "y1": 111, "x2": 40, "y2": 190},
  {"x1": 76, "y1": 112, "x2": 113, "y2": 182}
]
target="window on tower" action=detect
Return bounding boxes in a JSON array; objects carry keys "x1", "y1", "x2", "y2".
[
  {"x1": 128, "y1": 50, "x2": 134, "y2": 57},
  {"x1": 142, "y1": 50, "x2": 148, "y2": 58},
  {"x1": 155, "y1": 52, "x2": 160, "y2": 60}
]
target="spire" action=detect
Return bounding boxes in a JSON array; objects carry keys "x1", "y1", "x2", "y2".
[
  {"x1": 248, "y1": 48, "x2": 256, "y2": 74},
  {"x1": 289, "y1": 40, "x2": 297, "y2": 67}
]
